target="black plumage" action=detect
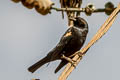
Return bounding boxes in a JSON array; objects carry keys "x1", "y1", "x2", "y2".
[{"x1": 28, "y1": 17, "x2": 88, "y2": 73}]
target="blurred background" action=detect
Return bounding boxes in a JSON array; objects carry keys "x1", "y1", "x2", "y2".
[{"x1": 0, "y1": 0, "x2": 120, "y2": 80}]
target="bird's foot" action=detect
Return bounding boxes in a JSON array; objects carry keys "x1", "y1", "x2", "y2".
[
  {"x1": 61, "y1": 54, "x2": 76, "y2": 67},
  {"x1": 69, "y1": 51, "x2": 83, "y2": 58},
  {"x1": 77, "y1": 52, "x2": 83, "y2": 58}
]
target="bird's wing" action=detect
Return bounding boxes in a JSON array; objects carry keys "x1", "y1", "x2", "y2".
[{"x1": 47, "y1": 27, "x2": 74, "y2": 59}]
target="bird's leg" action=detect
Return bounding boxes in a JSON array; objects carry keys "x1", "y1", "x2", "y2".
[
  {"x1": 61, "y1": 54, "x2": 76, "y2": 67},
  {"x1": 69, "y1": 51, "x2": 83, "y2": 58}
]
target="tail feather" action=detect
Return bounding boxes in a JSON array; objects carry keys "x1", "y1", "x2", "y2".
[
  {"x1": 54, "y1": 60, "x2": 67, "y2": 73},
  {"x1": 28, "y1": 56, "x2": 50, "y2": 73}
]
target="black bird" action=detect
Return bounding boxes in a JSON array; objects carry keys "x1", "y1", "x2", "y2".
[{"x1": 28, "y1": 17, "x2": 88, "y2": 73}]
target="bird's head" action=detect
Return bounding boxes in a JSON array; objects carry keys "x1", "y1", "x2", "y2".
[{"x1": 72, "y1": 17, "x2": 88, "y2": 29}]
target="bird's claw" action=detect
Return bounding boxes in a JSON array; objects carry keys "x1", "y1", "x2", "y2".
[
  {"x1": 77, "y1": 52, "x2": 83, "y2": 58},
  {"x1": 70, "y1": 60, "x2": 76, "y2": 68},
  {"x1": 61, "y1": 54, "x2": 76, "y2": 68},
  {"x1": 69, "y1": 51, "x2": 83, "y2": 58}
]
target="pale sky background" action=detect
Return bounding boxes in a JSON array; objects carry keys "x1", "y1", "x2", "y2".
[{"x1": 0, "y1": 0, "x2": 120, "y2": 80}]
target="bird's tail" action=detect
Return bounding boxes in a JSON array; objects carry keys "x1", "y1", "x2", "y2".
[
  {"x1": 28, "y1": 56, "x2": 51, "y2": 73},
  {"x1": 54, "y1": 60, "x2": 67, "y2": 73}
]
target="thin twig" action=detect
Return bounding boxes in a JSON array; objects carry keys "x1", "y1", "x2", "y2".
[
  {"x1": 51, "y1": 7, "x2": 84, "y2": 12},
  {"x1": 52, "y1": 7, "x2": 119, "y2": 13},
  {"x1": 58, "y1": 3, "x2": 120, "y2": 80}
]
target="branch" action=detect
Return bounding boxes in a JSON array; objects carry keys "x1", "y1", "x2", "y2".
[
  {"x1": 52, "y1": 7, "x2": 120, "y2": 14},
  {"x1": 58, "y1": 3, "x2": 120, "y2": 80},
  {"x1": 51, "y1": 2, "x2": 120, "y2": 16},
  {"x1": 51, "y1": 7, "x2": 84, "y2": 12}
]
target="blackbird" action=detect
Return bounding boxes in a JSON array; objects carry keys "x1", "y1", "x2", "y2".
[{"x1": 28, "y1": 17, "x2": 88, "y2": 73}]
